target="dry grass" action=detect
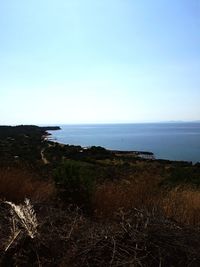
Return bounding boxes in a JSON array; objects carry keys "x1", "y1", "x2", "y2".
[
  {"x1": 93, "y1": 177, "x2": 200, "y2": 226},
  {"x1": 161, "y1": 187, "x2": 200, "y2": 225},
  {"x1": 0, "y1": 167, "x2": 55, "y2": 203},
  {"x1": 93, "y1": 176, "x2": 160, "y2": 219}
]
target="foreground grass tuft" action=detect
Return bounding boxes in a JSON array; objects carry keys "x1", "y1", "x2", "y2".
[{"x1": 4, "y1": 198, "x2": 38, "y2": 251}]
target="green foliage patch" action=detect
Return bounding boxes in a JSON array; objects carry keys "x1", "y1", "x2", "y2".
[
  {"x1": 162, "y1": 166, "x2": 200, "y2": 187},
  {"x1": 54, "y1": 160, "x2": 96, "y2": 208}
]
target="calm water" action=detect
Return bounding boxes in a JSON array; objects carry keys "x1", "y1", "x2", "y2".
[{"x1": 48, "y1": 123, "x2": 200, "y2": 163}]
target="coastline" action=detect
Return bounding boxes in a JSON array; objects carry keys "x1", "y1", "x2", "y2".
[
  {"x1": 46, "y1": 129, "x2": 196, "y2": 165},
  {"x1": 45, "y1": 123, "x2": 200, "y2": 164},
  {"x1": 46, "y1": 128, "x2": 155, "y2": 160}
]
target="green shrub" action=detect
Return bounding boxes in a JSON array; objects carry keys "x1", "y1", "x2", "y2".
[
  {"x1": 162, "y1": 167, "x2": 200, "y2": 187},
  {"x1": 54, "y1": 160, "x2": 95, "y2": 208}
]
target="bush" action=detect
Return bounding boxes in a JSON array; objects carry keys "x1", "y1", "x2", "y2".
[
  {"x1": 54, "y1": 160, "x2": 95, "y2": 208},
  {"x1": 163, "y1": 167, "x2": 200, "y2": 187}
]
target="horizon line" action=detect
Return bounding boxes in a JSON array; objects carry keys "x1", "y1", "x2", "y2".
[{"x1": 2, "y1": 120, "x2": 200, "y2": 127}]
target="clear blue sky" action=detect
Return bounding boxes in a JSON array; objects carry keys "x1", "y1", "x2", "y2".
[{"x1": 0, "y1": 0, "x2": 199, "y2": 124}]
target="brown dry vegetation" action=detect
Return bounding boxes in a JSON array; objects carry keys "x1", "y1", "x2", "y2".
[
  {"x1": 93, "y1": 178, "x2": 159, "y2": 218},
  {"x1": 93, "y1": 174, "x2": 200, "y2": 226},
  {"x1": 0, "y1": 167, "x2": 55, "y2": 203},
  {"x1": 1, "y1": 203, "x2": 200, "y2": 267},
  {"x1": 162, "y1": 187, "x2": 200, "y2": 225},
  {"x1": 0, "y1": 163, "x2": 200, "y2": 266}
]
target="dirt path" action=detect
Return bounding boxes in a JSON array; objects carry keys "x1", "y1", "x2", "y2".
[{"x1": 41, "y1": 148, "x2": 49, "y2": 164}]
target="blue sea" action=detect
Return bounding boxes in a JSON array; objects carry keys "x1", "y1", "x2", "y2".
[{"x1": 47, "y1": 123, "x2": 200, "y2": 163}]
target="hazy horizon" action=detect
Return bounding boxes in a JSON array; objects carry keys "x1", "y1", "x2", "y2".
[
  {"x1": 2, "y1": 120, "x2": 200, "y2": 127},
  {"x1": 0, "y1": 0, "x2": 199, "y2": 125}
]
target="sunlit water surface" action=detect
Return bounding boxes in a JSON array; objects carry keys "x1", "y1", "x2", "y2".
[{"x1": 48, "y1": 123, "x2": 200, "y2": 163}]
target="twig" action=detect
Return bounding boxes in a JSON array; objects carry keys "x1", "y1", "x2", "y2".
[
  {"x1": 5, "y1": 229, "x2": 21, "y2": 251},
  {"x1": 67, "y1": 214, "x2": 78, "y2": 239},
  {"x1": 110, "y1": 237, "x2": 116, "y2": 266}
]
